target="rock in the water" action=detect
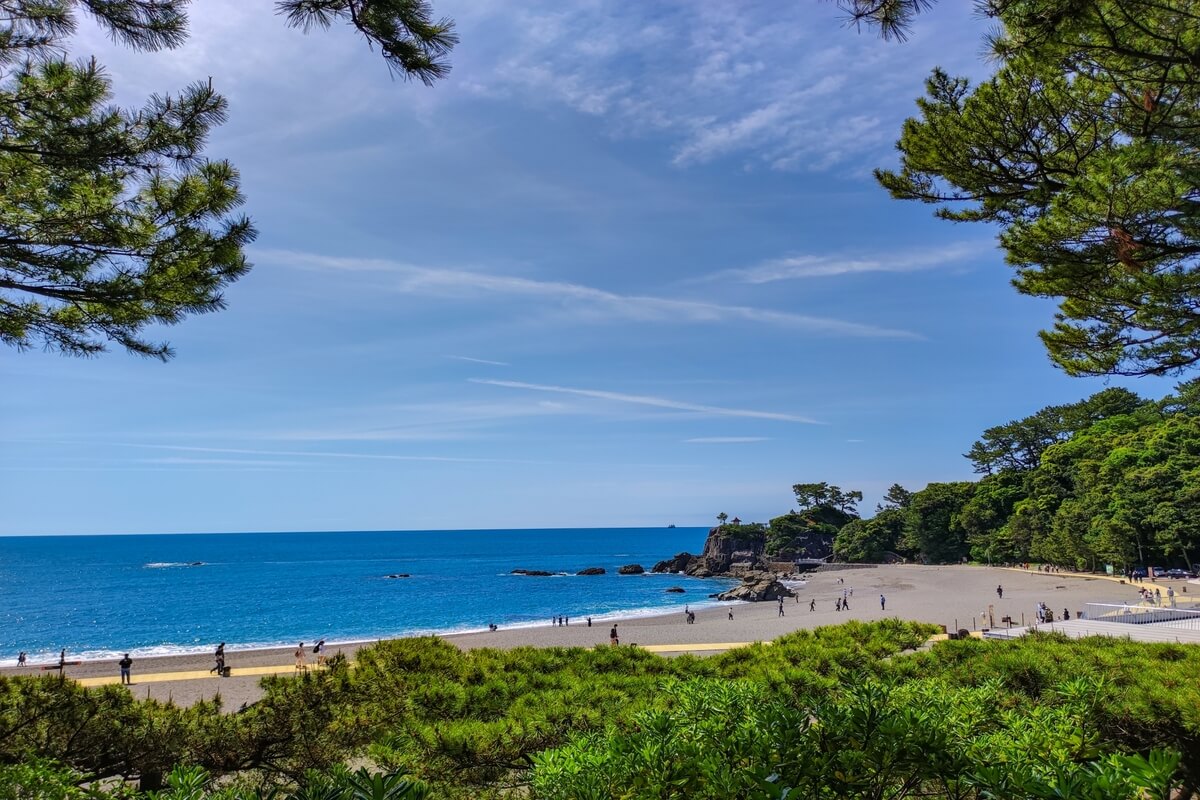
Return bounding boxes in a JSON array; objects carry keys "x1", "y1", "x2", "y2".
[
  {"x1": 715, "y1": 571, "x2": 795, "y2": 602},
  {"x1": 651, "y1": 552, "x2": 698, "y2": 574},
  {"x1": 617, "y1": 564, "x2": 645, "y2": 575},
  {"x1": 385, "y1": 573, "x2": 411, "y2": 579},
  {"x1": 576, "y1": 567, "x2": 606, "y2": 575},
  {"x1": 665, "y1": 586, "x2": 686, "y2": 593},
  {"x1": 511, "y1": 569, "x2": 555, "y2": 577}
]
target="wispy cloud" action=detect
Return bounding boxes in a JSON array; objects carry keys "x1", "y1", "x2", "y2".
[
  {"x1": 684, "y1": 436, "x2": 772, "y2": 443},
  {"x1": 711, "y1": 241, "x2": 993, "y2": 284},
  {"x1": 447, "y1": 355, "x2": 510, "y2": 366},
  {"x1": 262, "y1": 249, "x2": 920, "y2": 339},
  {"x1": 103, "y1": 443, "x2": 532, "y2": 465},
  {"x1": 471, "y1": 379, "x2": 819, "y2": 423},
  {"x1": 458, "y1": 2, "x2": 985, "y2": 172}
]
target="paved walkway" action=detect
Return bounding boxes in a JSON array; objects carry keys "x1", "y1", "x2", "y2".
[
  {"x1": 75, "y1": 664, "x2": 316, "y2": 688},
  {"x1": 985, "y1": 618, "x2": 1200, "y2": 645}
]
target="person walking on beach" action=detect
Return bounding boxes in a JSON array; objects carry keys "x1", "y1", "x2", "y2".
[
  {"x1": 210, "y1": 643, "x2": 225, "y2": 675},
  {"x1": 728, "y1": 608, "x2": 734, "y2": 620},
  {"x1": 1168, "y1": 586, "x2": 1177, "y2": 608},
  {"x1": 118, "y1": 653, "x2": 132, "y2": 685},
  {"x1": 609, "y1": 625, "x2": 619, "y2": 646},
  {"x1": 809, "y1": 598, "x2": 816, "y2": 612},
  {"x1": 880, "y1": 594, "x2": 886, "y2": 611},
  {"x1": 315, "y1": 639, "x2": 326, "y2": 667},
  {"x1": 778, "y1": 599, "x2": 785, "y2": 617},
  {"x1": 294, "y1": 643, "x2": 306, "y2": 673},
  {"x1": 996, "y1": 585, "x2": 1004, "y2": 599},
  {"x1": 16, "y1": 652, "x2": 25, "y2": 666},
  {"x1": 835, "y1": 597, "x2": 842, "y2": 612}
]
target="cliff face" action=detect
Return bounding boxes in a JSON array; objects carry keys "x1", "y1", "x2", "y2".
[
  {"x1": 699, "y1": 525, "x2": 765, "y2": 573},
  {"x1": 768, "y1": 531, "x2": 835, "y2": 561},
  {"x1": 651, "y1": 525, "x2": 768, "y2": 576}
]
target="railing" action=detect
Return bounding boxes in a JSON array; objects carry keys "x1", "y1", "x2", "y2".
[{"x1": 1082, "y1": 602, "x2": 1200, "y2": 629}]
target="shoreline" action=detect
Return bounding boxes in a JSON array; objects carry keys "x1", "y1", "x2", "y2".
[
  {"x1": 2, "y1": 565, "x2": 1188, "y2": 709},
  {"x1": 1, "y1": 592, "x2": 744, "y2": 669}
]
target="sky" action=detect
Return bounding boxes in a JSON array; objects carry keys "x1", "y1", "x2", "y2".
[{"x1": 0, "y1": 1, "x2": 1175, "y2": 535}]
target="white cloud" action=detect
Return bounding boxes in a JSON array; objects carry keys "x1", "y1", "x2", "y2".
[
  {"x1": 684, "y1": 436, "x2": 772, "y2": 443},
  {"x1": 471, "y1": 379, "x2": 819, "y2": 423},
  {"x1": 447, "y1": 355, "x2": 511, "y2": 366},
  {"x1": 262, "y1": 249, "x2": 920, "y2": 339},
  {"x1": 106, "y1": 443, "x2": 528, "y2": 464},
  {"x1": 712, "y1": 241, "x2": 995, "y2": 284},
  {"x1": 456, "y1": 1, "x2": 988, "y2": 172}
]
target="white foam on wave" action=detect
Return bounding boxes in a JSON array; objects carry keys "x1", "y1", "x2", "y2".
[{"x1": 0, "y1": 592, "x2": 745, "y2": 667}]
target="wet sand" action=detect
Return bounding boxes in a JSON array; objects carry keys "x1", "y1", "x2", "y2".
[{"x1": 2, "y1": 565, "x2": 1182, "y2": 708}]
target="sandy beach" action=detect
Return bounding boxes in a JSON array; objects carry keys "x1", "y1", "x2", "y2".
[{"x1": 2, "y1": 565, "x2": 1187, "y2": 709}]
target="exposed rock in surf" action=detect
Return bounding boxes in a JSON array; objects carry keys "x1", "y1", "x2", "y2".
[
  {"x1": 576, "y1": 567, "x2": 605, "y2": 575},
  {"x1": 617, "y1": 564, "x2": 645, "y2": 575},
  {"x1": 665, "y1": 586, "x2": 686, "y2": 593},
  {"x1": 385, "y1": 573, "x2": 411, "y2": 579},
  {"x1": 651, "y1": 552, "x2": 697, "y2": 574},
  {"x1": 511, "y1": 569, "x2": 555, "y2": 577},
  {"x1": 714, "y1": 571, "x2": 795, "y2": 602}
]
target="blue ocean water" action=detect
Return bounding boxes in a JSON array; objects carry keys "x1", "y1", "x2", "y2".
[{"x1": 0, "y1": 528, "x2": 732, "y2": 664}]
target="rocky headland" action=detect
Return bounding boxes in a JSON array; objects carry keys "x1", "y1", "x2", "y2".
[{"x1": 652, "y1": 522, "x2": 832, "y2": 601}]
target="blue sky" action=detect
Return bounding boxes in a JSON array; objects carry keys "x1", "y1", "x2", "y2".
[{"x1": 0, "y1": 1, "x2": 1172, "y2": 535}]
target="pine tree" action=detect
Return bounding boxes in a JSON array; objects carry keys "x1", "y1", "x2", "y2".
[{"x1": 0, "y1": 0, "x2": 455, "y2": 360}]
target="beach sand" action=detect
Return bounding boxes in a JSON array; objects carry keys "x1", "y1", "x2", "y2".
[{"x1": 2, "y1": 565, "x2": 1184, "y2": 709}]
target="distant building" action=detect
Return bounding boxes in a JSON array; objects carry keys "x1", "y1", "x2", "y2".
[{"x1": 730, "y1": 517, "x2": 741, "y2": 525}]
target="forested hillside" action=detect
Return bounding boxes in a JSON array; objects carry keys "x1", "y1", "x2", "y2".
[{"x1": 765, "y1": 384, "x2": 1200, "y2": 570}]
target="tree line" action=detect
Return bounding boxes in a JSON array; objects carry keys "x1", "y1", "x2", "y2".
[{"x1": 758, "y1": 384, "x2": 1200, "y2": 570}]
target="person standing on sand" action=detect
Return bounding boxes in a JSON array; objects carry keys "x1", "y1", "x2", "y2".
[
  {"x1": 778, "y1": 599, "x2": 785, "y2": 617},
  {"x1": 315, "y1": 639, "x2": 326, "y2": 667},
  {"x1": 728, "y1": 609, "x2": 734, "y2": 620},
  {"x1": 609, "y1": 625, "x2": 619, "y2": 646},
  {"x1": 118, "y1": 653, "x2": 132, "y2": 685},
  {"x1": 587, "y1": 617, "x2": 592, "y2": 627},
  {"x1": 294, "y1": 643, "x2": 306, "y2": 672},
  {"x1": 880, "y1": 594, "x2": 886, "y2": 611},
  {"x1": 810, "y1": 598, "x2": 816, "y2": 612},
  {"x1": 997, "y1": 585, "x2": 1004, "y2": 599}
]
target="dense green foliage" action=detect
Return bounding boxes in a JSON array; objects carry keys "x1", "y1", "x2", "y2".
[
  {"x1": 4, "y1": 622, "x2": 1199, "y2": 797},
  {"x1": 0, "y1": 1, "x2": 454, "y2": 359},
  {"x1": 878, "y1": 0, "x2": 1200, "y2": 377},
  {"x1": 824, "y1": 383, "x2": 1200, "y2": 568}
]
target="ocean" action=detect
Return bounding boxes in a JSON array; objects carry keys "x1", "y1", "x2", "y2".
[{"x1": 0, "y1": 527, "x2": 733, "y2": 664}]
